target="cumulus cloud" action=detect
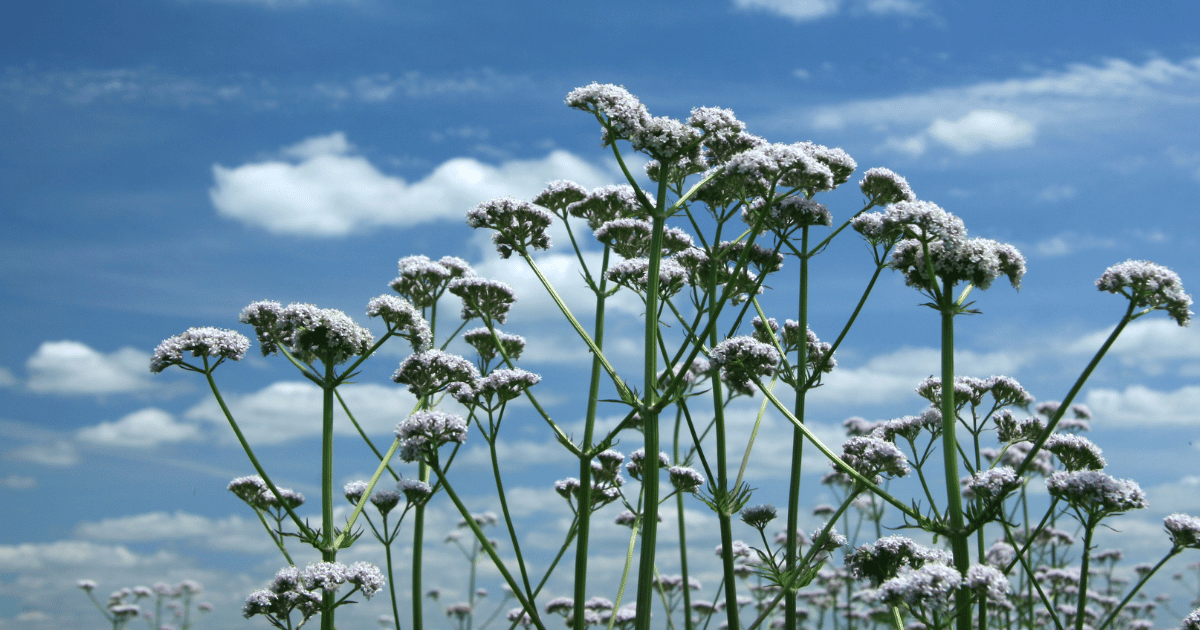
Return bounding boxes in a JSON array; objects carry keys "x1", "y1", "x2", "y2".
[
  {"x1": 1, "y1": 475, "x2": 36, "y2": 489},
  {"x1": 209, "y1": 133, "x2": 619, "y2": 237},
  {"x1": 25, "y1": 340, "x2": 152, "y2": 395},
  {"x1": 0, "y1": 366, "x2": 15, "y2": 388},
  {"x1": 76, "y1": 408, "x2": 201, "y2": 449},
  {"x1": 76, "y1": 511, "x2": 274, "y2": 553},
  {"x1": 0, "y1": 540, "x2": 178, "y2": 572},
  {"x1": 731, "y1": 0, "x2": 925, "y2": 22},
  {"x1": 1085, "y1": 384, "x2": 1200, "y2": 426},
  {"x1": 184, "y1": 381, "x2": 416, "y2": 444},
  {"x1": 926, "y1": 110, "x2": 1036, "y2": 153},
  {"x1": 1068, "y1": 319, "x2": 1200, "y2": 374},
  {"x1": 816, "y1": 346, "x2": 1027, "y2": 406}
]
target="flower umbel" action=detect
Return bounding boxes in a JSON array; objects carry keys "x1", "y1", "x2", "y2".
[
  {"x1": 1096, "y1": 260, "x2": 1193, "y2": 326},
  {"x1": 150, "y1": 327, "x2": 250, "y2": 373}
]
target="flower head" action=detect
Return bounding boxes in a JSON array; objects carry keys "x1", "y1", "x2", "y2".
[
  {"x1": 890, "y1": 237, "x2": 1025, "y2": 293},
  {"x1": 668, "y1": 466, "x2": 705, "y2": 493},
  {"x1": 447, "y1": 277, "x2": 516, "y2": 324},
  {"x1": 567, "y1": 185, "x2": 647, "y2": 230},
  {"x1": 840, "y1": 436, "x2": 910, "y2": 481},
  {"x1": 1096, "y1": 260, "x2": 1192, "y2": 326},
  {"x1": 394, "y1": 410, "x2": 469, "y2": 462},
  {"x1": 740, "y1": 504, "x2": 778, "y2": 529},
  {"x1": 467, "y1": 197, "x2": 554, "y2": 259},
  {"x1": 875, "y1": 563, "x2": 962, "y2": 609},
  {"x1": 606, "y1": 257, "x2": 688, "y2": 298},
  {"x1": 239, "y1": 302, "x2": 373, "y2": 365},
  {"x1": 844, "y1": 536, "x2": 951, "y2": 586},
  {"x1": 709, "y1": 336, "x2": 779, "y2": 393},
  {"x1": 742, "y1": 196, "x2": 831, "y2": 236},
  {"x1": 963, "y1": 467, "x2": 1023, "y2": 500},
  {"x1": 367, "y1": 295, "x2": 432, "y2": 352},
  {"x1": 1044, "y1": 433, "x2": 1107, "y2": 471},
  {"x1": 1046, "y1": 470, "x2": 1148, "y2": 516},
  {"x1": 399, "y1": 478, "x2": 433, "y2": 506},
  {"x1": 859, "y1": 167, "x2": 916, "y2": 205},
  {"x1": 390, "y1": 255, "x2": 474, "y2": 309},
  {"x1": 625, "y1": 448, "x2": 670, "y2": 480},
  {"x1": 532, "y1": 180, "x2": 589, "y2": 216},
  {"x1": 462, "y1": 327, "x2": 526, "y2": 364},
  {"x1": 393, "y1": 349, "x2": 480, "y2": 397},
  {"x1": 150, "y1": 327, "x2": 251, "y2": 373},
  {"x1": 1165, "y1": 513, "x2": 1200, "y2": 549}
]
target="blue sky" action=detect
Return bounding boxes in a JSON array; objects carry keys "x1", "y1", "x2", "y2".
[{"x1": 3, "y1": 0, "x2": 1200, "y2": 628}]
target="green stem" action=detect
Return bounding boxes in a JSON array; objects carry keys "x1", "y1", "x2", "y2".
[
  {"x1": 786, "y1": 225, "x2": 810, "y2": 630},
  {"x1": 937, "y1": 277, "x2": 970, "y2": 630},
  {"x1": 321, "y1": 362, "x2": 336, "y2": 630}
]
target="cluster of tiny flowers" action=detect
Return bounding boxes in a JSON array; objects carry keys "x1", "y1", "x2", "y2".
[
  {"x1": 965, "y1": 564, "x2": 1011, "y2": 605},
  {"x1": 447, "y1": 277, "x2": 517, "y2": 324},
  {"x1": 995, "y1": 412, "x2": 1046, "y2": 443},
  {"x1": 466, "y1": 196, "x2": 554, "y2": 259},
  {"x1": 394, "y1": 410, "x2": 469, "y2": 462},
  {"x1": 917, "y1": 374, "x2": 1031, "y2": 409},
  {"x1": 719, "y1": 143, "x2": 836, "y2": 197},
  {"x1": 389, "y1": 254, "x2": 475, "y2": 308},
  {"x1": 859, "y1": 167, "x2": 916, "y2": 205},
  {"x1": 566, "y1": 83, "x2": 699, "y2": 161},
  {"x1": 593, "y1": 218, "x2": 693, "y2": 259},
  {"x1": 606, "y1": 257, "x2": 688, "y2": 298},
  {"x1": 392, "y1": 349, "x2": 480, "y2": 397},
  {"x1": 462, "y1": 327, "x2": 526, "y2": 364},
  {"x1": 400, "y1": 478, "x2": 433, "y2": 505},
  {"x1": 874, "y1": 563, "x2": 962, "y2": 608},
  {"x1": 366, "y1": 294, "x2": 433, "y2": 352},
  {"x1": 626, "y1": 448, "x2": 671, "y2": 480},
  {"x1": 654, "y1": 575, "x2": 703, "y2": 593},
  {"x1": 1182, "y1": 608, "x2": 1200, "y2": 630},
  {"x1": 239, "y1": 301, "x2": 374, "y2": 364},
  {"x1": 454, "y1": 368, "x2": 541, "y2": 407},
  {"x1": 532, "y1": 179, "x2": 589, "y2": 216},
  {"x1": 709, "y1": 336, "x2": 780, "y2": 393},
  {"x1": 716, "y1": 240, "x2": 785, "y2": 275},
  {"x1": 844, "y1": 536, "x2": 952, "y2": 586},
  {"x1": 741, "y1": 504, "x2": 778, "y2": 529},
  {"x1": 810, "y1": 524, "x2": 849, "y2": 554},
  {"x1": 869, "y1": 408, "x2": 942, "y2": 443},
  {"x1": 1044, "y1": 433, "x2": 1107, "y2": 471},
  {"x1": 566, "y1": 184, "x2": 647, "y2": 229},
  {"x1": 1096, "y1": 260, "x2": 1193, "y2": 326},
  {"x1": 243, "y1": 563, "x2": 384, "y2": 622},
  {"x1": 851, "y1": 200, "x2": 966, "y2": 245},
  {"x1": 889, "y1": 237, "x2": 1026, "y2": 292},
  {"x1": 1045, "y1": 470, "x2": 1148, "y2": 516},
  {"x1": 840, "y1": 436, "x2": 910, "y2": 480},
  {"x1": 150, "y1": 326, "x2": 251, "y2": 373},
  {"x1": 592, "y1": 450, "x2": 625, "y2": 483},
  {"x1": 741, "y1": 196, "x2": 832, "y2": 235},
  {"x1": 227, "y1": 475, "x2": 304, "y2": 511},
  {"x1": 668, "y1": 466, "x2": 705, "y2": 493},
  {"x1": 963, "y1": 466, "x2": 1023, "y2": 500},
  {"x1": 1164, "y1": 513, "x2": 1200, "y2": 549}
]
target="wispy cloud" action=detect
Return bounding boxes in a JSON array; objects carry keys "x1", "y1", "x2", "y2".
[
  {"x1": 76, "y1": 408, "x2": 202, "y2": 449},
  {"x1": 2, "y1": 66, "x2": 532, "y2": 110},
  {"x1": 731, "y1": 0, "x2": 926, "y2": 22},
  {"x1": 772, "y1": 56, "x2": 1200, "y2": 156}
]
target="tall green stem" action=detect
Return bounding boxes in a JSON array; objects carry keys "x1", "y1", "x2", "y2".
[
  {"x1": 938, "y1": 278, "x2": 970, "y2": 630},
  {"x1": 785, "y1": 226, "x2": 810, "y2": 630},
  {"x1": 321, "y1": 362, "x2": 336, "y2": 630},
  {"x1": 634, "y1": 178, "x2": 669, "y2": 630}
]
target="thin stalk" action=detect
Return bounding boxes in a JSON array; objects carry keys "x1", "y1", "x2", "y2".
[
  {"x1": 785, "y1": 225, "x2": 811, "y2": 630},
  {"x1": 1074, "y1": 517, "x2": 1098, "y2": 630},
  {"x1": 321, "y1": 362, "x2": 336, "y2": 630}
]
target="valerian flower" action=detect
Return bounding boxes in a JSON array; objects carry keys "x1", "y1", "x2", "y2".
[
  {"x1": 394, "y1": 410, "x2": 468, "y2": 462},
  {"x1": 889, "y1": 237, "x2": 1026, "y2": 293},
  {"x1": 366, "y1": 294, "x2": 432, "y2": 352},
  {"x1": 875, "y1": 563, "x2": 962, "y2": 609},
  {"x1": 995, "y1": 412, "x2": 1046, "y2": 443},
  {"x1": 844, "y1": 536, "x2": 951, "y2": 586},
  {"x1": 466, "y1": 197, "x2": 553, "y2": 259},
  {"x1": 625, "y1": 448, "x2": 671, "y2": 480},
  {"x1": 566, "y1": 83, "x2": 651, "y2": 146},
  {"x1": 465, "y1": 368, "x2": 541, "y2": 407},
  {"x1": 150, "y1": 327, "x2": 250, "y2": 373},
  {"x1": 239, "y1": 301, "x2": 373, "y2": 365},
  {"x1": 390, "y1": 255, "x2": 474, "y2": 308},
  {"x1": 963, "y1": 466, "x2": 1023, "y2": 501},
  {"x1": 447, "y1": 277, "x2": 517, "y2": 324},
  {"x1": 567, "y1": 184, "x2": 648, "y2": 230},
  {"x1": 1164, "y1": 513, "x2": 1200, "y2": 549},
  {"x1": 668, "y1": 466, "x2": 705, "y2": 493},
  {"x1": 1044, "y1": 433, "x2": 1107, "y2": 471},
  {"x1": 710, "y1": 335, "x2": 779, "y2": 394},
  {"x1": 1046, "y1": 470, "x2": 1148, "y2": 517},
  {"x1": 392, "y1": 349, "x2": 480, "y2": 397},
  {"x1": 606, "y1": 257, "x2": 688, "y2": 298},
  {"x1": 532, "y1": 179, "x2": 589, "y2": 217},
  {"x1": 859, "y1": 167, "x2": 916, "y2": 205},
  {"x1": 839, "y1": 436, "x2": 910, "y2": 480},
  {"x1": 462, "y1": 327, "x2": 526, "y2": 364},
  {"x1": 741, "y1": 196, "x2": 832, "y2": 236},
  {"x1": 399, "y1": 478, "x2": 433, "y2": 506},
  {"x1": 1096, "y1": 260, "x2": 1193, "y2": 326},
  {"x1": 740, "y1": 504, "x2": 778, "y2": 530}
]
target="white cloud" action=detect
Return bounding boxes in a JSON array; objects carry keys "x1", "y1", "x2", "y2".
[
  {"x1": 816, "y1": 346, "x2": 1027, "y2": 406},
  {"x1": 731, "y1": 0, "x2": 924, "y2": 22},
  {"x1": 1, "y1": 475, "x2": 36, "y2": 489},
  {"x1": 927, "y1": 110, "x2": 1036, "y2": 154},
  {"x1": 0, "y1": 540, "x2": 178, "y2": 572},
  {"x1": 75, "y1": 511, "x2": 274, "y2": 553},
  {"x1": 796, "y1": 56, "x2": 1200, "y2": 154},
  {"x1": 1028, "y1": 231, "x2": 1117, "y2": 257},
  {"x1": 209, "y1": 134, "x2": 620, "y2": 237},
  {"x1": 184, "y1": 381, "x2": 417, "y2": 444},
  {"x1": 6, "y1": 440, "x2": 80, "y2": 466},
  {"x1": 0, "y1": 366, "x2": 15, "y2": 388},
  {"x1": 25, "y1": 340, "x2": 153, "y2": 395},
  {"x1": 1085, "y1": 384, "x2": 1200, "y2": 426},
  {"x1": 76, "y1": 408, "x2": 201, "y2": 449},
  {"x1": 1034, "y1": 184, "x2": 1077, "y2": 202},
  {"x1": 1068, "y1": 319, "x2": 1200, "y2": 374}
]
